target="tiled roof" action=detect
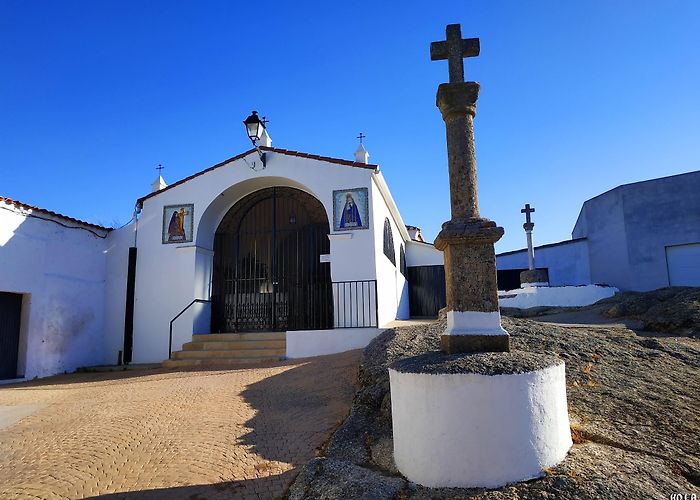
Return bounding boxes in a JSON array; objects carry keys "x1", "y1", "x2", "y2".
[
  {"x1": 137, "y1": 146, "x2": 379, "y2": 206},
  {"x1": 0, "y1": 196, "x2": 112, "y2": 232}
]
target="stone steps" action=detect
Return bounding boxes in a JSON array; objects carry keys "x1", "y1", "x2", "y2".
[
  {"x1": 182, "y1": 339, "x2": 285, "y2": 351},
  {"x1": 162, "y1": 357, "x2": 281, "y2": 369},
  {"x1": 163, "y1": 332, "x2": 287, "y2": 369},
  {"x1": 173, "y1": 348, "x2": 285, "y2": 359},
  {"x1": 192, "y1": 332, "x2": 285, "y2": 342}
]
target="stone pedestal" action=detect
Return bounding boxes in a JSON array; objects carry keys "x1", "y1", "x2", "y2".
[
  {"x1": 389, "y1": 351, "x2": 572, "y2": 488},
  {"x1": 436, "y1": 218, "x2": 509, "y2": 352},
  {"x1": 520, "y1": 269, "x2": 549, "y2": 287}
]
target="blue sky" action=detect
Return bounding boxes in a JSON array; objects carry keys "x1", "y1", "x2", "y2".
[{"x1": 2, "y1": 1, "x2": 698, "y2": 252}]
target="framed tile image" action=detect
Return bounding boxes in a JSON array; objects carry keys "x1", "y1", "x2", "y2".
[
  {"x1": 162, "y1": 204, "x2": 194, "y2": 244},
  {"x1": 333, "y1": 188, "x2": 369, "y2": 231}
]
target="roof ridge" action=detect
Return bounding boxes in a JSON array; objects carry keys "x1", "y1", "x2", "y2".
[
  {"x1": 0, "y1": 196, "x2": 112, "y2": 232},
  {"x1": 137, "y1": 147, "x2": 378, "y2": 206}
]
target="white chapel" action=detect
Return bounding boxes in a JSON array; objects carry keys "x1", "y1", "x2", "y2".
[{"x1": 0, "y1": 117, "x2": 444, "y2": 380}]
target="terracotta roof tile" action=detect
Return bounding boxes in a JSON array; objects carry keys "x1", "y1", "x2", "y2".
[
  {"x1": 137, "y1": 147, "x2": 378, "y2": 206},
  {"x1": 0, "y1": 196, "x2": 112, "y2": 231}
]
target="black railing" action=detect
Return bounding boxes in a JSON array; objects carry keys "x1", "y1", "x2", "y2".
[
  {"x1": 169, "y1": 299, "x2": 211, "y2": 359},
  {"x1": 333, "y1": 280, "x2": 378, "y2": 328}
]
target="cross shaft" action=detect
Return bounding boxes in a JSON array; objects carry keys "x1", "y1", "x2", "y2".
[{"x1": 430, "y1": 24, "x2": 480, "y2": 83}]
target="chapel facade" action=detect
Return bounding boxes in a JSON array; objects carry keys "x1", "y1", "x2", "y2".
[{"x1": 0, "y1": 140, "x2": 444, "y2": 379}]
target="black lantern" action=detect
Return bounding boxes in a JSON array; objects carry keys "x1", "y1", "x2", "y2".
[
  {"x1": 243, "y1": 111, "x2": 265, "y2": 144},
  {"x1": 243, "y1": 110, "x2": 267, "y2": 168}
]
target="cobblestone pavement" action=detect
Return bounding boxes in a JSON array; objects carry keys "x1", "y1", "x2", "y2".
[{"x1": 0, "y1": 350, "x2": 361, "y2": 499}]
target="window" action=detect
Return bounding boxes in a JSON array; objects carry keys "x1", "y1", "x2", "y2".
[
  {"x1": 383, "y1": 218, "x2": 395, "y2": 266},
  {"x1": 399, "y1": 244, "x2": 406, "y2": 276}
]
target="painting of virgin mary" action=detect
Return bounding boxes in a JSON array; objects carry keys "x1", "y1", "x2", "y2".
[
  {"x1": 340, "y1": 193, "x2": 362, "y2": 228},
  {"x1": 333, "y1": 188, "x2": 368, "y2": 231}
]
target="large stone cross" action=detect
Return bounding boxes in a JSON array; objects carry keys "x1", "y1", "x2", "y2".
[{"x1": 430, "y1": 24, "x2": 480, "y2": 83}]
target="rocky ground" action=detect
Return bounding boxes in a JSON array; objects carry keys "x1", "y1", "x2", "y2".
[{"x1": 287, "y1": 289, "x2": 700, "y2": 499}]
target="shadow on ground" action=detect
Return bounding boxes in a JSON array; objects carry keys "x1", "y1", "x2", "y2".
[{"x1": 89, "y1": 470, "x2": 297, "y2": 500}]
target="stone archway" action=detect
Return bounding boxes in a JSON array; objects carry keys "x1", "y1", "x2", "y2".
[{"x1": 211, "y1": 187, "x2": 332, "y2": 332}]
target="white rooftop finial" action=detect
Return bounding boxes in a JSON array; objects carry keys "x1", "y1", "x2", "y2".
[
  {"x1": 259, "y1": 128, "x2": 272, "y2": 147},
  {"x1": 151, "y1": 175, "x2": 167, "y2": 193},
  {"x1": 151, "y1": 164, "x2": 168, "y2": 192},
  {"x1": 354, "y1": 133, "x2": 369, "y2": 164}
]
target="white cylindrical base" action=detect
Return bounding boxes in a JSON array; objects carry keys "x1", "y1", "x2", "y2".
[{"x1": 389, "y1": 359, "x2": 572, "y2": 488}]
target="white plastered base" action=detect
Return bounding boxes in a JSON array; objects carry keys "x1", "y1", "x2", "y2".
[
  {"x1": 389, "y1": 363, "x2": 572, "y2": 488},
  {"x1": 444, "y1": 310, "x2": 509, "y2": 336}
]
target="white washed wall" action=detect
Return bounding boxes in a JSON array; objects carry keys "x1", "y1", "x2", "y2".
[
  {"x1": 132, "y1": 151, "x2": 383, "y2": 363},
  {"x1": 102, "y1": 223, "x2": 136, "y2": 366},
  {"x1": 496, "y1": 239, "x2": 591, "y2": 286},
  {"x1": 0, "y1": 208, "x2": 108, "y2": 378},
  {"x1": 405, "y1": 240, "x2": 444, "y2": 267},
  {"x1": 370, "y1": 176, "x2": 409, "y2": 326}
]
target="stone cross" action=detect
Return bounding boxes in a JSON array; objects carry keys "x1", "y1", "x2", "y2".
[
  {"x1": 430, "y1": 24, "x2": 480, "y2": 84},
  {"x1": 521, "y1": 203, "x2": 536, "y2": 270},
  {"x1": 432, "y1": 24, "x2": 508, "y2": 354},
  {"x1": 521, "y1": 203, "x2": 535, "y2": 228}
]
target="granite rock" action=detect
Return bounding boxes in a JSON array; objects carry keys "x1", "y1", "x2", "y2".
[{"x1": 286, "y1": 289, "x2": 700, "y2": 498}]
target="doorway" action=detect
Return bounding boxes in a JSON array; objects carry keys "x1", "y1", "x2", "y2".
[
  {"x1": 0, "y1": 292, "x2": 22, "y2": 380},
  {"x1": 211, "y1": 187, "x2": 332, "y2": 332}
]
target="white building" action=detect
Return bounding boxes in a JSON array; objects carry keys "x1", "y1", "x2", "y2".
[
  {"x1": 497, "y1": 170, "x2": 700, "y2": 291},
  {"x1": 0, "y1": 142, "x2": 444, "y2": 380}
]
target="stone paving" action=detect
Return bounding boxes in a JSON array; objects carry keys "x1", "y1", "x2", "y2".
[{"x1": 0, "y1": 350, "x2": 361, "y2": 499}]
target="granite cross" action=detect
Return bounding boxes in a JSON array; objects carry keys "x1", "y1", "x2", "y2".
[
  {"x1": 430, "y1": 24, "x2": 480, "y2": 83},
  {"x1": 521, "y1": 203, "x2": 536, "y2": 270},
  {"x1": 521, "y1": 203, "x2": 535, "y2": 228}
]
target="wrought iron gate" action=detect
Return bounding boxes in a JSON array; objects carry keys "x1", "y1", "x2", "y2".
[{"x1": 211, "y1": 187, "x2": 333, "y2": 332}]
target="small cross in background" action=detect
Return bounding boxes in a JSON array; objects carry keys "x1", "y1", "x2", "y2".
[
  {"x1": 156, "y1": 164, "x2": 165, "y2": 175},
  {"x1": 357, "y1": 132, "x2": 366, "y2": 144},
  {"x1": 521, "y1": 203, "x2": 535, "y2": 230}
]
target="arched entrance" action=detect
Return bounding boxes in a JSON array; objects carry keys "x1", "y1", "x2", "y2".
[{"x1": 211, "y1": 187, "x2": 332, "y2": 332}]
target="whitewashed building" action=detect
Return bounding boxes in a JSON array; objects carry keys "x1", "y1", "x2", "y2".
[{"x1": 0, "y1": 140, "x2": 444, "y2": 379}]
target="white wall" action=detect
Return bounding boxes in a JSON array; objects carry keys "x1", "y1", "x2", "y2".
[
  {"x1": 498, "y1": 284, "x2": 618, "y2": 308},
  {"x1": 370, "y1": 176, "x2": 409, "y2": 326},
  {"x1": 286, "y1": 328, "x2": 385, "y2": 358},
  {"x1": 132, "y1": 151, "x2": 385, "y2": 363},
  {"x1": 406, "y1": 240, "x2": 444, "y2": 267},
  {"x1": 102, "y1": 223, "x2": 135, "y2": 366},
  {"x1": 0, "y1": 207, "x2": 109, "y2": 378},
  {"x1": 497, "y1": 239, "x2": 591, "y2": 286}
]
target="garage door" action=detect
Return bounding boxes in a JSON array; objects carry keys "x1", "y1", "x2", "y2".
[{"x1": 666, "y1": 243, "x2": 700, "y2": 286}]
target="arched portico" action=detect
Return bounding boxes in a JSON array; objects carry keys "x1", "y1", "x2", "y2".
[{"x1": 209, "y1": 186, "x2": 332, "y2": 332}]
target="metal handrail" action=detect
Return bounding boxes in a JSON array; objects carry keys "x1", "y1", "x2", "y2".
[{"x1": 169, "y1": 299, "x2": 212, "y2": 359}]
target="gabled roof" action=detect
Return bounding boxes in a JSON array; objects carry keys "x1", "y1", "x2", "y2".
[
  {"x1": 137, "y1": 146, "x2": 379, "y2": 206},
  {"x1": 0, "y1": 196, "x2": 111, "y2": 232}
]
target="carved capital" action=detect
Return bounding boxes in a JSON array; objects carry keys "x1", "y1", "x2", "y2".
[
  {"x1": 434, "y1": 217, "x2": 504, "y2": 250},
  {"x1": 436, "y1": 82, "x2": 480, "y2": 119}
]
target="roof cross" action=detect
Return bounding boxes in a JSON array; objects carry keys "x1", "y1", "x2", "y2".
[
  {"x1": 430, "y1": 24, "x2": 480, "y2": 83},
  {"x1": 357, "y1": 132, "x2": 366, "y2": 144},
  {"x1": 156, "y1": 163, "x2": 165, "y2": 175}
]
